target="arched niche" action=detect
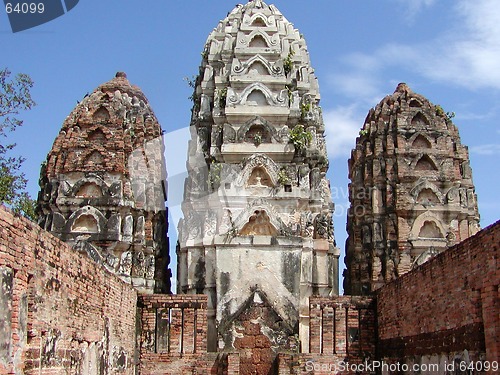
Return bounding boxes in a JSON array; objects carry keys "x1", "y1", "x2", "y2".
[
  {"x1": 236, "y1": 154, "x2": 279, "y2": 187},
  {"x1": 248, "y1": 167, "x2": 273, "y2": 187},
  {"x1": 66, "y1": 206, "x2": 106, "y2": 235},
  {"x1": 411, "y1": 112, "x2": 430, "y2": 127},
  {"x1": 246, "y1": 90, "x2": 268, "y2": 106},
  {"x1": 87, "y1": 128, "x2": 106, "y2": 142},
  {"x1": 239, "y1": 210, "x2": 278, "y2": 236},
  {"x1": 418, "y1": 220, "x2": 444, "y2": 238},
  {"x1": 237, "y1": 116, "x2": 277, "y2": 142},
  {"x1": 415, "y1": 155, "x2": 438, "y2": 171},
  {"x1": 71, "y1": 175, "x2": 109, "y2": 198},
  {"x1": 417, "y1": 188, "x2": 440, "y2": 205},
  {"x1": 93, "y1": 106, "x2": 110, "y2": 123},
  {"x1": 71, "y1": 214, "x2": 99, "y2": 233},
  {"x1": 410, "y1": 212, "x2": 447, "y2": 241},
  {"x1": 249, "y1": 34, "x2": 268, "y2": 48},
  {"x1": 235, "y1": 83, "x2": 278, "y2": 107},
  {"x1": 248, "y1": 61, "x2": 270, "y2": 76},
  {"x1": 245, "y1": 124, "x2": 272, "y2": 144},
  {"x1": 409, "y1": 99, "x2": 423, "y2": 108},
  {"x1": 411, "y1": 180, "x2": 444, "y2": 205},
  {"x1": 75, "y1": 182, "x2": 103, "y2": 198},
  {"x1": 251, "y1": 16, "x2": 267, "y2": 27},
  {"x1": 84, "y1": 150, "x2": 104, "y2": 166},
  {"x1": 417, "y1": 189, "x2": 440, "y2": 205},
  {"x1": 412, "y1": 134, "x2": 432, "y2": 149}
]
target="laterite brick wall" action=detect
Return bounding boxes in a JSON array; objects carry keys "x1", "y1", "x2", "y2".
[
  {"x1": 0, "y1": 205, "x2": 137, "y2": 375},
  {"x1": 277, "y1": 296, "x2": 376, "y2": 374},
  {"x1": 137, "y1": 294, "x2": 240, "y2": 374},
  {"x1": 377, "y1": 220, "x2": 500, "y2": 366}
]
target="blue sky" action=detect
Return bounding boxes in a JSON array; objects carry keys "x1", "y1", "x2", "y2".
[{"x1": 2, "y1": 0, "x2": 499, "y2": 292}]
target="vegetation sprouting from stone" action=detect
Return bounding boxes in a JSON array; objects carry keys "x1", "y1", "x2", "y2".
[
  {"x1": 283, "y1": 49, "x2": 295, "y2": 76},
  {"x1": 277, "y1": 168, "x2": 291, "y2": 185},
  {"x1": 289, "y1": 124, "x2": 312, "y2": 151},
  {"x1": 217, "y1": 87, "x2": 227, "y2": 109},
  {"x1": 435, "y1": 104, "x2": 455, "y2": 120}
]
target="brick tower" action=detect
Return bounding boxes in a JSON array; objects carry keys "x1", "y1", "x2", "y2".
[
  {"x1": 344, "y1": 83, "x2": 480, "y2": 295},
  {"x1": 176, "y1": 0, "x2": 339, "y2": 365},
  {"x1": 37, "y1": 72, "x2": 170, "y2": 293}
]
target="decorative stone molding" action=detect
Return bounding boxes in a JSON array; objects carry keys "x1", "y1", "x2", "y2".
[{"x1": 235, "y1": 154, "x2": 280, "y2": 187}]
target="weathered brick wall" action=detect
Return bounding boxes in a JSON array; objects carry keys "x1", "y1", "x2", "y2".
[
  {"x1": 309, "y1": 296, "x2": 376, "y2": 358},
  {"x1": 0, "y1": 205, "x2": 137, "y2": 375},
  {"x1": 277, "y1": 296, "x2": 376, "y2": 374},
  {"x1": 138, "y1": 294, "x2": 240, "y2": 374},
  {"x1": 377, "y1": 220, "x2": 499, "y2": 366}
]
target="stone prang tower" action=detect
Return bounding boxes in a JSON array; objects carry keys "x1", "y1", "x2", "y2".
[
  {"x1": 344, "y1": 83, "x2": 480, "y2": 295},
  {"x1": 37, "y1": 72, "x2": 170, "y2": 294},
  {"x1": 177, "y1": 0, "x2": 339, "y2": 356}
]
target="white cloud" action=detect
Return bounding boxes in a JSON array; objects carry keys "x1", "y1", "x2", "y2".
[
  {"x1": 327, "y1": 72, "x2": 381, "y2": 104},
  {"x1": 469, "y1": 144, "x2": 500, "y2": 155},
  {"x1": 323, "y1": 105, "x2": 365, "y2": 159},
  {"x1": 331, "y1": 0, "x2": 500, "y2": 93}
]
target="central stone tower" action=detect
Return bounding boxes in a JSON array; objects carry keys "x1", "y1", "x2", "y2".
[{"x1": 177, "y1": 0, "x2": 339, "y2": 362}]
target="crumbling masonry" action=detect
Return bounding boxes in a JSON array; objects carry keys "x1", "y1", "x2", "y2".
[
  {"x1": 0, "y1": 1, "x2": 497, "y2": 374},
  {"x1": 344, "y1": 83, "x2": 480, "y2": 295}
]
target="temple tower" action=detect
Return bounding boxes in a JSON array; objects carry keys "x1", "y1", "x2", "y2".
[
  {"x1": 344, "y1": 83, "x2": 480, "y2": 295},
  {"x1": 177, "y1": 0, "x2": 339, "y2": 362},
  {"x1": 37, "y1": 72, "x2": 170, "y2": 294}
]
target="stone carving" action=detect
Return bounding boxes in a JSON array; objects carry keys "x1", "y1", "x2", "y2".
[
  {"x1": 240, "y1": 210, "x2": 278, "y2": 236},
  {"x1": 119, "y1": 252, "x2": 132, "y2": 276},
  {"x1": 236, "y1": 154, "x2": 279, "y2": 187},
  {"x1": 223, "y1": 124, "x2": 236, "y2": 143},
  {"x1": 236, "y1": 116, "x2": 277, "y2": 143},
  {"x1": 233, "y1": 55, "x2": 282, "y2": 76},
  {"x1": 290, "y1": 91, "x2": 300, "y2": 112},
  {"x1": 219, "y1": 209, "x2": 235, "y2": 235},
  {"x1": 314, "y1": 213, "x2": 333, "y2": 240},
  {"x1": 287, "y1": 210, "x2": 302, "y2": 236},
  {"x1": 185, "y1": 211, "x2": 202, "y2": 241},
  {"x1": 197, "y1": 127, "x2": 209, "y2": 157},
  {"x1": 302, "y1": 212, "x2": 314, "y2": 238},
  {"x1": 278, "y1": 125, "x2": 290, "y2": 144},
  {"x1": 318, "y1": 174, "x2": 331, "y2": 203},
  {"x1": 204, "y1": 211, "x2": 218, "y2": 237},
  {"x1": 145, "y1": 255, "x2": 155, "y2": 280},
  {"x1": 298, "y1": 165, "x2": 309, "y2": 189},
  {"x1": 228, "y1": 83, "x2": 287, "y2": 107},
  {"x1": 362, "y1": 225, "x2": 371, "y2": 245},
  {"x1": 310, "y1": 168, "x2": 321, "y2": 190},
  {"x1": 132, "y1": 251, "x2": 146, "y2": 278},
  {"x1": 447, "y1": 187, "x2": 459, "y2": 203},
  {"x1": 199, "y1": 94, "x2": 211, "y2": 120},
  {"x1": 123, "y1": 215, "x2": 133, "y2": 240},
  {"x1": 136, "y1": 216, "x2": 145, "y2": 241}
]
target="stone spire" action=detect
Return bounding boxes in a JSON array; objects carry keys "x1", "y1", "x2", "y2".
[
  {"x1": 344, "y1": 83, "x2": 480, "y2": 295},
  {"x1": 37, "y1": 72, "x2": 170, "y2": 294},
  {"x1": 177, "y1": 0, "x2": 339, "y2": 364}
]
